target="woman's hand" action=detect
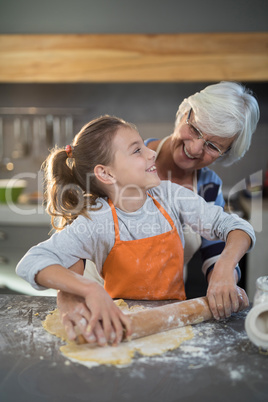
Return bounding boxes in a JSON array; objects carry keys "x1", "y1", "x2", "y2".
[{"x1": 206, "y1": 264, "x2": 249, "y2": 320}]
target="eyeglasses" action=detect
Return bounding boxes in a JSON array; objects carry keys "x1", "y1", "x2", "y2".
[{"x1": 186, "y1": 109, "x2": 225, "y2": 157}]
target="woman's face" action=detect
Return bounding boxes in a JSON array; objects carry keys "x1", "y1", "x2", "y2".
[{"x1": 170, "y1": 111, "x2": 234, "y2": 172}]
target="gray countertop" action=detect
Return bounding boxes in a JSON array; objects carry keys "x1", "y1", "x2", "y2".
[
  {"x1": 0, "y1": 295, "x2": 267, "y2": 402},
  {"x1": 0, "y1": 204, "x2": 50, "y2": 226}
]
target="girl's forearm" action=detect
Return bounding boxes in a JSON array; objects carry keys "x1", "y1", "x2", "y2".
[{"x1": 35, "y1": 264, "x2": 96, "y2": 297}]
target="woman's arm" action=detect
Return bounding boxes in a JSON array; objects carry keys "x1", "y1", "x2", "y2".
[
  {"x1": 36, "y1": 262, "x2": 131, "y2": 345},
  {"x1": 173, "y1": 182, "x2": 254, "y2": 319},
  {"x1": 206, "y1": 230, "x2": 250, "y2": 320},
  {"x1": 197, "y1": 169, "x2": 242, "y2": 284}
]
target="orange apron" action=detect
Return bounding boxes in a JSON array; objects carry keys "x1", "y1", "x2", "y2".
[{"x1": 102, "y1": 194, "x2": 186, "y2": 300}]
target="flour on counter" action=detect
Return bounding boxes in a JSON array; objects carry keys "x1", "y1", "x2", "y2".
[
  {"x1": 133, "y1": 310, "x2": 265, "y2": 385},
  {"x1": 4, "y1": 296, "x2": 265, "y2": 385},
  {"x1": 42, "y1": 303, "x2": 194, "y2": 367}
]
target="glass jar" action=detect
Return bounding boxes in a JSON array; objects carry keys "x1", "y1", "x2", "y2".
[
  {"x1": 245, "y1": 276, "x2": 268, "y2": 351},
  {"x1": 253, "y1": 276, "x2": 268, "y2": 306}
]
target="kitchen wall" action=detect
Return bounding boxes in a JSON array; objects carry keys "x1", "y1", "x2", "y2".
[
  {"x1": 0, "y1": 0, "x2": 267, "y2": 188},
  {"x1": 0, "y1": 0, "x2": 267, "y2": 195},
  {"x1": 0, "y1": 82, "x2": 267, "y2": 197},
  {"x1": 0, "y1": 0, "x2": 268, "y2": 191},
  {"x1": 1, "y1": 0, "x2": 268, "y2": 34}
]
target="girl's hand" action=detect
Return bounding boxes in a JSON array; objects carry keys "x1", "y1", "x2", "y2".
[
  {"x1": 57, "y1": 288, "x2": 132, "y2": 346},
  {"x1": 56, "y1": 260, "x2": 100, "y2": 343},
  {"x1": 206, "y1": 264, "x2": 249, "y2": 320},
  {"x1": 84, "y1": 282, "x2": 132, "y2": 346},
  {"x1": 57, "y1": 291, "x2": 92, "y2": 341}
]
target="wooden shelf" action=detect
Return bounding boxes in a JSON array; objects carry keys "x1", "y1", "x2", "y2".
[{"x1": 0, "y1": 33, "x2": 267, "y2": 82}]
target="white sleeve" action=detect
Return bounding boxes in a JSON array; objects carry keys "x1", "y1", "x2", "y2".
[
  {"x1": 172, "y1": 184, "x2": 256, "y2": 249},
  {"x1": 16, "y1": 215, "x2": 102, "y2": 290}
]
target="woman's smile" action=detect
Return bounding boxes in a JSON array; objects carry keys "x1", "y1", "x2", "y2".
[{"x1": 183, "y1": 145, "x2": 196, "y2": 160}]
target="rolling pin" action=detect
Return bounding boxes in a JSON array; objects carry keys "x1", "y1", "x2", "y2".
[
  {"x1": 129, "y1": 296, "x2": 212, "y2": 340},
  {"x1": 76, "y1": 296, "x2": 213, "y2": 344}
]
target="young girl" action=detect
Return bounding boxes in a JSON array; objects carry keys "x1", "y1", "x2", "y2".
[{"x1": 16, "y1": 115, "x2": 255, "y2": 346}]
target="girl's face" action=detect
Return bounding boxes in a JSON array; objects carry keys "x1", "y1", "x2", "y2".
[
  {"x1": 109, "y1": 126, "x2": 161, "y2": 196},
  {"x1": 171, "y1": 112, "x2": 234, "y2": 172}
]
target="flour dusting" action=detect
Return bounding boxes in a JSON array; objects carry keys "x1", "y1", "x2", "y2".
[
  {"x1": 2, "y1": 297, "x2": 266, "y2": 387},
  {"x1": 134, "y1": 311, "x2": 265, "y2": 384}
]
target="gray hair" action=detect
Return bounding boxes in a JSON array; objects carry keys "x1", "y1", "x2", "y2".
[{"x1": 175, "y1": 81, "x2": 260, "y2": 166}]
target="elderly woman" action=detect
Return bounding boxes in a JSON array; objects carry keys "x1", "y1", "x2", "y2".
[
  {"x1": 57, "y1": 81, "x2": 260, "y2": 344},
  {"x1": 145, "y1": 81, "x2": 260, "y2": 285}
]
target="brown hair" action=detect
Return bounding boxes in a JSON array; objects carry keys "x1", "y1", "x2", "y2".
[{"x1": 43, "y1": 115, "x2": 135, "y2": 230}]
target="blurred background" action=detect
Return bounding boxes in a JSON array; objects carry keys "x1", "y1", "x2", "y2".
[{"x1": 0, "y1": 0, "x2": 267, "y2": 300}]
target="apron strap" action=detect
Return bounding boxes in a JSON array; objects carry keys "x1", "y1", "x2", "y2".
[
  {"x1": 108, "y1": 199, "x2": 121, "y2": 242},
  {"x1": 147, "y1": 193, "x2": 175, "y2": 229},
  {"x1": 108, "y1": 193, "x2": 176, "y2": 243}
]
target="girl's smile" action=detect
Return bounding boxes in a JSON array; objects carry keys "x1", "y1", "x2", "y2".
[{"x1": 146, "y1": 164, "x2": 158, "y2": 172}]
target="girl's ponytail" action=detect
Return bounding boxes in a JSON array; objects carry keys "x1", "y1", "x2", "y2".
[{"x1": 43, "y1": 147, "x2": 86, "y2": 230}]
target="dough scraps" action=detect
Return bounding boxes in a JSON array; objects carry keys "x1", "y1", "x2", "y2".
[{"x1": 42, "y1": 299, "x2": 194, "y2": 367}]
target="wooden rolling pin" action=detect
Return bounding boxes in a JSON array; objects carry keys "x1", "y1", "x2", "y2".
[
  {"x1": 129, "y1": 296, "x2": 212, "y2": 340},
  {"x1": 76, "y1": 296, "x2": 213, "y2": 344}
]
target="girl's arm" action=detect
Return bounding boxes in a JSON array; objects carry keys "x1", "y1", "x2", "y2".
[
  {"x1": 57, "y1": 260, "x2": 118, "y2": 346},
  {"x1": 57, "y1": 260, "x2": 96, "y2": 343},
  {"x1": 36, "y1": 263, "x2": 131, "y2": 346},
  {"x1": 206, "y1": 229, "x2": 250, "y2": 320}
]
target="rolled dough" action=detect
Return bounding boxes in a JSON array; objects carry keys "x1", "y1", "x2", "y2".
[{"x1": 42, "y1": 300, "x2": 194, "y2": 367}]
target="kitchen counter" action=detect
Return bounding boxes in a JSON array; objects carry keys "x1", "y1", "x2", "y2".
[
  {"x1": 0, "y1": 205, "x2": 56, "y2": 296},
  {"x1": 0, "y1": 204, "x2": 50, "y2": 226},
  {"x1": 0, "y1": 295, "x2": 267, "y2": 402}
]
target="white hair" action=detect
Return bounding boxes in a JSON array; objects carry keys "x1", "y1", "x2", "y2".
[{"x1": 175, "y1": 81, "x2": 260, "y2": 166}]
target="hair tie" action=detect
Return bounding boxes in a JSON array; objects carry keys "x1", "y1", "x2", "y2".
[{"x1": 65, "y1": 145, "x2": 73, "y2": 158}]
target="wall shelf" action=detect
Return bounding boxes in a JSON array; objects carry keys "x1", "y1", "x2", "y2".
[{"x1": 0, "y1": 32, "x2": 267, "y2": 83}]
